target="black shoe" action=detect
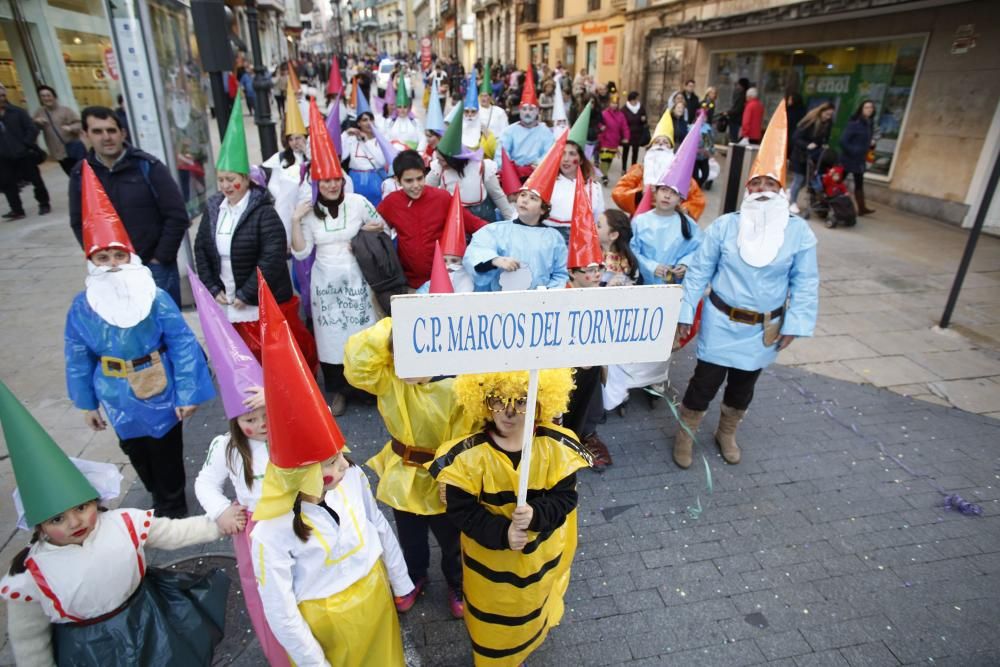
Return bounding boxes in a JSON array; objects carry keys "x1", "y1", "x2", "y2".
[
  {"x1": 2, "y1": 211, "x2": 25, "y2": 221},
  {"x1": 39, "y1": 204, "x2": 51, "y2": 215}
]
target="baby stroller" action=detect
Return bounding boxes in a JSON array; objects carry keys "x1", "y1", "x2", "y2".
[
  {"x1": 803, "y1": 147, "x2": 838, "y2": 221},
  {"x1": 820, "y1": 164, "x2": 858, "y2": 228}
]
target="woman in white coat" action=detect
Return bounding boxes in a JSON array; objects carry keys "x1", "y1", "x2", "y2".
[{"x1": 291, "y1": 118, "x2": 385, "y2": 416}]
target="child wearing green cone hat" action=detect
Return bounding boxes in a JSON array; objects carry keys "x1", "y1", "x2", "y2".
[
  {"x1": 0, "y1": 380, "x2": 229, "y2": 667},
  {"x1": 426, "y1": 101, "x2": 515, "y2": 222},
  {"x1": 376, "y1": 73, "x2": 425, "y2": 153}
]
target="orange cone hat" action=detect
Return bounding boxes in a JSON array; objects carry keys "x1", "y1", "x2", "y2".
[
  {"x1": 348, "y1": 77, "x2": 358, "y2": 110},
  {"x1": 440, "y1": 186, "x2": 467, "y2": 257},
  {"x1": 81, "y1": 161, "x2": 134, "y2": 257},
  {"x1": 429, "y1": 242, "x2": 454, "y2": 294},
  {"x1": 288, "y1": 65, "x2": 302, "y2": 95},
  {"x1": 521, "y1": 129, "x2": 567, "y2": 203},
  {"x1": 258, "y1": 269, "x2": 344, "y2": 469},
  {"x1": 747, "y1": 100, "x2": 788, "y2": 187},
  {"x1": 567, "y1": 168, "x2": 602, "y2": 269},
  {"x1": 520, "y1": 66, "x2": 538, "y2": 107},
  {"x1": 309, "y1": 99, "x2": 344, "y2": 181}
]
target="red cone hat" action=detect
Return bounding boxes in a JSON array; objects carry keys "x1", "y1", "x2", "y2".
[
  {"x1": 521, "y1": 128, "x2": 568, "y2": 203},
  {"x1": 258, "y1": 269, "x2": 344, "y2": 468},
  {"x1": 567, "y1": 168, "x2": 602, "y2": 269},
  {"x1": 309, "y1": 99, "x2": 344, "y2": 181},
  {"x1": 429, "y1": 242, "x2": 454, "y2": 294},
  {"x1": 440, "y1": 186, "x2": 467, "y2": 257},
  {"x1": 633, "y1": 186, "x2": 654, "y2": 218},
  {"x1": 327, "y1": 57, "x2": 344, "y2": 96},
  {"x1": 520, "y1": 66, "x2": 538, "y2": 107},
  {"x1": 81, "y1": 161, "x2": 134, "y2": 257},
  {"x1": 499, "y1": 148, "x2": 521, "y2": 195}
]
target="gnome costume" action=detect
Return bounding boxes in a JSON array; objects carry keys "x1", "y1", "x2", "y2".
[
  {"x1": 377, "y1": 76, "x2": 424, "y2": 152},
  {"x1": 545, "y1": 103, "x2": 604, "y2": 240},
  {"x1": 65, "y1": 163, "x2": 214, "y2": 517},
  {"x1": 263, "y1": 78, "x2": 312, "y2": 242},
  {"x1": 459, "y1": 74, "x2": 498, "y2": 159},
  {"x1": 464, "y1": 131, "x2": 570, "y2": 292},
  {"x1": 193, "y1": 93, "x2": 318, "y2": 373},
  {"x1": 427, "y1": 101, "x2": 515, "y2": 222},
  {"x1": 498, "y1": 67, "x2": 554, "y2": 180},
  {"x1": 604, "y1": 114, "x2": 708, "y2": 412},
  {"x1": 478, "y1": 62, "x2": 509, "y2": 139},
  {"x1": 189, "y1": 272, "x2": 290, "y2": 667},
  {"x1": 673, "y1": 101, "x2": 819, "y2": 468},
  {"x1": 250, "y1": 275, "x2": 413, "y2": 666},
  {"x1": 292, "y1": 100, "x2": 383, "y2": 399},
  {"x1": 0, "y1": 380, "x2": 228, "y2": 667},
  {"x1": 342, "y1": 85, "x2": 387, "y2": 206}
]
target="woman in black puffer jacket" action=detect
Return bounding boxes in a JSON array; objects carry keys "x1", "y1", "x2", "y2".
[{"x1": 194, "y1": 171, "x2": 317, "y2": 370}]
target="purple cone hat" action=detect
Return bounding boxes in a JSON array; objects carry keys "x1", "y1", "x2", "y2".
[
  {"x1": 371, "y1": 123, "x2": 399, "y2": 168},
  {"x1": 189, "y1": 271, "x2": 263, "y2": 419},
  {"x1": 658, "y1": 109, "x2": 706, "y2": 200},
  {"x1": 326, "y1": 97, "x2": 343, "y2": 156}
]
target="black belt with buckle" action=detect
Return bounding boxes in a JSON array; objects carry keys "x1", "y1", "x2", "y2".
[
  {"x1": 390, "y1": 437, "x2": 437, "y2": 467},
  {"x1": 709, "y1": 291, "x2": 784, "y2": 325}
]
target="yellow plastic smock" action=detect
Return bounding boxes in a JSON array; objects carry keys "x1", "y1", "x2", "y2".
[
  {"x1": 428, "y1": 423, "x2": 591, "y2": 666},
  {"x1": 344, "y1": 317, "x2": 479, "y2": 515},
  {"x1": 297, "y1": 562, "x2": 403, "y2": 667}
]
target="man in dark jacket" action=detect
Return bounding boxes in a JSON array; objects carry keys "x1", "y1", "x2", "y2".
[
  {"x1": 682, "y1": 79, "x2": 700, "y2": 123},
  {"x1": 727, "y1": 77, "x2": 749, "y2": 143},
  {"x1": 69, "y1": 106, "x2": 189, "y2": 306},
  {"x1": 0, "y1": 84, "x2": 51, "y2": 220}
]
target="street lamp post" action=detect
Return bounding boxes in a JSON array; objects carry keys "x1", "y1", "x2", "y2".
[{"x1": 244, "y1": 0, "x2": 278, "y2": 158}]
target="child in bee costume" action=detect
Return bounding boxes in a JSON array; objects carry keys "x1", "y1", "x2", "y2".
[{"x1": 428, "y1": 369, "x2": 592, "y2": 666}]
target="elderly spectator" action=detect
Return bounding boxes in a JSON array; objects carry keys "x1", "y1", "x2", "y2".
[{"x1": 740, "y1": 87, "x2": 764, "y2": 144}]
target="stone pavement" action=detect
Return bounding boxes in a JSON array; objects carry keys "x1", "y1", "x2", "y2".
[{"x1": 0, "y1": 108, "x2": 999, "y2": 664}]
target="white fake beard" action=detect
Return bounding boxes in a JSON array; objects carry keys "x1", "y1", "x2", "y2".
[
  {"x1": 643, "y1": 147, "x2": 675, "y2": 187},
  {"x1": 737, "y1": 191, "x2": 790, "y2": 268},
  {"x1": 85, "y1": 257, "x2": 157, "y2": 327},
  {"x1": 462, "y1": 114, "x2": 481, "y2": 148}
]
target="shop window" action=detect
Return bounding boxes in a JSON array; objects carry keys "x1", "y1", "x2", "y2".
[
  {"x1": 530, "y1": 44, "x2": 539, "y2": 64},
  {"x1": 56, "y1": 28, "x2": 120, "y2": 109},
  {"x1": 710, "y1": 36, "x2": 925, "y2": 179},
  {"x1": 564, "y1": 37, "x2": 576, "y2": 67},
  {"x1": 541, "y1": 43, "x2": 549, "y2": 66},
  {"x1": 586, "y1": 40, "x2": 597, "y2": 76}
]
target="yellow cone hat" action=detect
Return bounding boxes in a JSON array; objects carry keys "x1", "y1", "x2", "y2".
[
  {"x1": 284, "y1": 78, "x2": 307, "y2": 137},
  {"x1": 747, "y1": 100, "x2": 788, "y2": 187},
  {"x1": 649, "y1": 108, "x2": 674, "y2": 147}
]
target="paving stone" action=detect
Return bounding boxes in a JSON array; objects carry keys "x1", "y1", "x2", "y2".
[
  {"x1": 755, "y1": 629, "x2": 814, "y2": 660},
  {"x1": 841, "y1": 356, "x2": 942, "y2": 387}
]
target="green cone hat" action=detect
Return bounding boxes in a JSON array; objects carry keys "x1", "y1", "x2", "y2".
[
  {"x1": 217, "y1": 90, "x2": 250, "y2": 174},
  {"x1": 0, "y1": 380, "x2": 98, "y2": 527},
  {"x1": 437, "y1": 101, "x2": 464, "y2": 157},
  {"x1": 395, "y1": 74, "x2": 411, "y2": 108},
  {"x1": 480, "y1": 61, "x2": 492, "y2": 95},
  {"x1": 568, "y1": 101, "x2": 592, "y2": 147}
]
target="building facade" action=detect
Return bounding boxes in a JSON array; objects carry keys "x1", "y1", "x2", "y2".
[
  {"x1": 473, "y1": 0, "x2": 517, "y2": 67},
  {"x1": 518, "y1": 0, "x2": 626, "y2": 84},
  {"x1": 620, "y1": 0, "x2": 999, "y2": 230}
]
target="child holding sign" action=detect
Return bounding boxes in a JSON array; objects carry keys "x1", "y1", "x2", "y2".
[
  {"x1": 464, "y1": 131, "x2": 570, "y2": 292},
  {"x1": 429, "y1": 370, "x2": 592, "y2": 666}
]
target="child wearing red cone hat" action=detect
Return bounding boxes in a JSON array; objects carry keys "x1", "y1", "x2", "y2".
[
  {"x1": 562, "y1": 169, "x2": 615, "y2": 471},
  {"x1": 464, "y1": 130, "x2": 570, "y2": 292},
  {"x1": 0, "y1": 380, "x2": 230, "y2": 667},
  {"x1": 65, "y1": 162, "x2": 215, "y2": 518},
  {"x1": 290, "y1": 100, "x2": 386, "y2": 417},
  {"x1": 251, "y1": 273, "x2": 414, "y2": 666}
]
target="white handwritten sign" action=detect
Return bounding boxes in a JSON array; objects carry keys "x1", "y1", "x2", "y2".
[{"x1": 390, "y1": 285, "x2": 683, "y2": 378}]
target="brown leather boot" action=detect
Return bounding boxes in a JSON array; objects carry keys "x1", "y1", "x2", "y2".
[
  {"x1": 715, "y1": 404, "x2": 745, "y2": 464},
  {"x1": 673, "y1": 405, "x2": 707, "y2": 469}
]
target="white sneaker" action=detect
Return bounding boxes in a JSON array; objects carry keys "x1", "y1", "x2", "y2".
[{"x1": 789, "y1": 202, "x2": 801, "y2": 215}]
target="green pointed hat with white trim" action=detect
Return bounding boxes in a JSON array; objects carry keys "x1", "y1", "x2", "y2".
[
  {"x1": 216, "y1": 90, "x2": 250, "y2": 175},
  {"x1": 395, "y1": 73, "x2": 411, "y2": 108},
  {"x1": 437, "y1": 101, "x2": 464, "y2": 157},
  {"x1": 568, "y1": 101, "x2": 592, "y2": 147},
  {"x1": 0, "y1": 380, "x2": 98, "y2": 527}
]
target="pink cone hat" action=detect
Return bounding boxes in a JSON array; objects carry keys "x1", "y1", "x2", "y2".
[{"x1": 189, "y1": 271, "x2": 263, "y2": 419}]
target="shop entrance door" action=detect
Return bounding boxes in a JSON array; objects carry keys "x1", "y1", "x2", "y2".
[{"x1": 643, "y1": 34, "x2": 683, "y2": 119}]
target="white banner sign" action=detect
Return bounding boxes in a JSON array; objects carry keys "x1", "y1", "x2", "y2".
[{"x1": 390, "y1": 285, "x2": 683, "y2": 378}]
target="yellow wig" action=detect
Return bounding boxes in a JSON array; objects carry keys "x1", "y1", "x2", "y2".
[{"x1": 453, "y1": 369, "x2": 575, "y2": 424}]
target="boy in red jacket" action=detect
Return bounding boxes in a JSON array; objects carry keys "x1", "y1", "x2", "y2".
[{"x1": 376, "y1": 150, "x2": 488, "y2": 289}]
